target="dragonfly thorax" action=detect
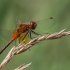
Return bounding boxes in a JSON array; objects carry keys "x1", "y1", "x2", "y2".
[
  {"x1": 30, "y1": 21, "x2": 37, "y2": 30},
  {"x1": 17, "y1": 24, "x2": 29, "y2": 34}
]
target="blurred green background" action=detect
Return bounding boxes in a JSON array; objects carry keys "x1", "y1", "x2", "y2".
[{"x1": 0, "y1": 0, "x2": 70, "y2": 70}]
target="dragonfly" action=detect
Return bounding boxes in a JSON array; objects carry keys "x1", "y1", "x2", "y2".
[{"x1": 0, "y1": 17, "x2": 56, "y2": 54}]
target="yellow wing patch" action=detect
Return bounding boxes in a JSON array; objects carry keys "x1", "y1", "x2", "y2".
[{"x1": 19, "y1": 33, "x2": 29, "y2": 44}]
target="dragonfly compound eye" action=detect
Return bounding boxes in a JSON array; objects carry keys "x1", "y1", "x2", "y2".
[{"x1": 30, "y1": 21, "x2": 37, "y2": 29}]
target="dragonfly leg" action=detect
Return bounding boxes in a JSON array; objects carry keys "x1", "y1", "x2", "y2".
[
  {"x1": 31, "y1": 29, "x2": 40, "y2": 35},
  {"x1": 29, "y1": 30, "x2": 33, "y2": 39},
  {"x1": 29, "y1": 29, "x2": 41, "y2": 39}
]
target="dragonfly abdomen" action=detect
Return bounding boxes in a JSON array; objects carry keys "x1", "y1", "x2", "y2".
[{"x1": 0, "y1": 39, "x2": 14, "y2": 54}]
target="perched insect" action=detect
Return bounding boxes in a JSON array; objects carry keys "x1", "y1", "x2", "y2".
[{"x1": 0, "y1": 17, "x2": 55, "y2": 54}]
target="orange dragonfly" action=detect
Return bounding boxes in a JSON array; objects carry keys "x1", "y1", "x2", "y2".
[{"x1": 0, "y1": 17, "x2": 55, "y2": 54}]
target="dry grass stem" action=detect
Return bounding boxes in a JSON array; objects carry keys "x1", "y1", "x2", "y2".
[
  {"x1": 0, "y1": 29, "x2": 70, "y2": 69},
  {"x1": 15, "y1": 62, "x2": 32, "y2": 70}
]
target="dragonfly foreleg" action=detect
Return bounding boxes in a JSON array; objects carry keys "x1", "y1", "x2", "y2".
[{"x1": 30, "y1": 29, "x2": 40, "y2": 35}]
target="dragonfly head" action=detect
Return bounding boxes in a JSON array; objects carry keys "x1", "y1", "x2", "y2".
[{"x1": 30, "y1": 21, "x2": 37, "y2": 29}]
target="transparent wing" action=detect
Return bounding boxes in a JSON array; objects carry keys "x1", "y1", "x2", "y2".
[
  {"x1": 15, "y1": 17, "x2": 21, "y2": 30},
  {"x1": 0, "y1": 29, "x2": 12, "y2": 41},
  {"x1": 0, "y1": 17, "x2": 20, "y2": 41},
  {"x1": 33, "y1": 17, "x2": 56, "y2": 35}
]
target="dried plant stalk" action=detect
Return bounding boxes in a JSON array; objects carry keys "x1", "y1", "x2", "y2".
[
  {"x1": 15, "y1": 62, "x2": 32, "y2": 70},
  {"x1": 0, "y1": 29, "x2": 70, "y2": 69}
]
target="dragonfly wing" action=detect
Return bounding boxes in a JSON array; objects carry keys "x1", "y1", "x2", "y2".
[
  {"x1": 15, "y1": 17, "x2": 21, "y2": 30},
  {"x1": 19, "y1": 32, "x2": 29, "y2": 44},
  {"x1": 0, "y1": 29, "x2": 12, "y2": 41},
  {"x1": 34, "y1": 17, "x2": 56, "y2": 35}
]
